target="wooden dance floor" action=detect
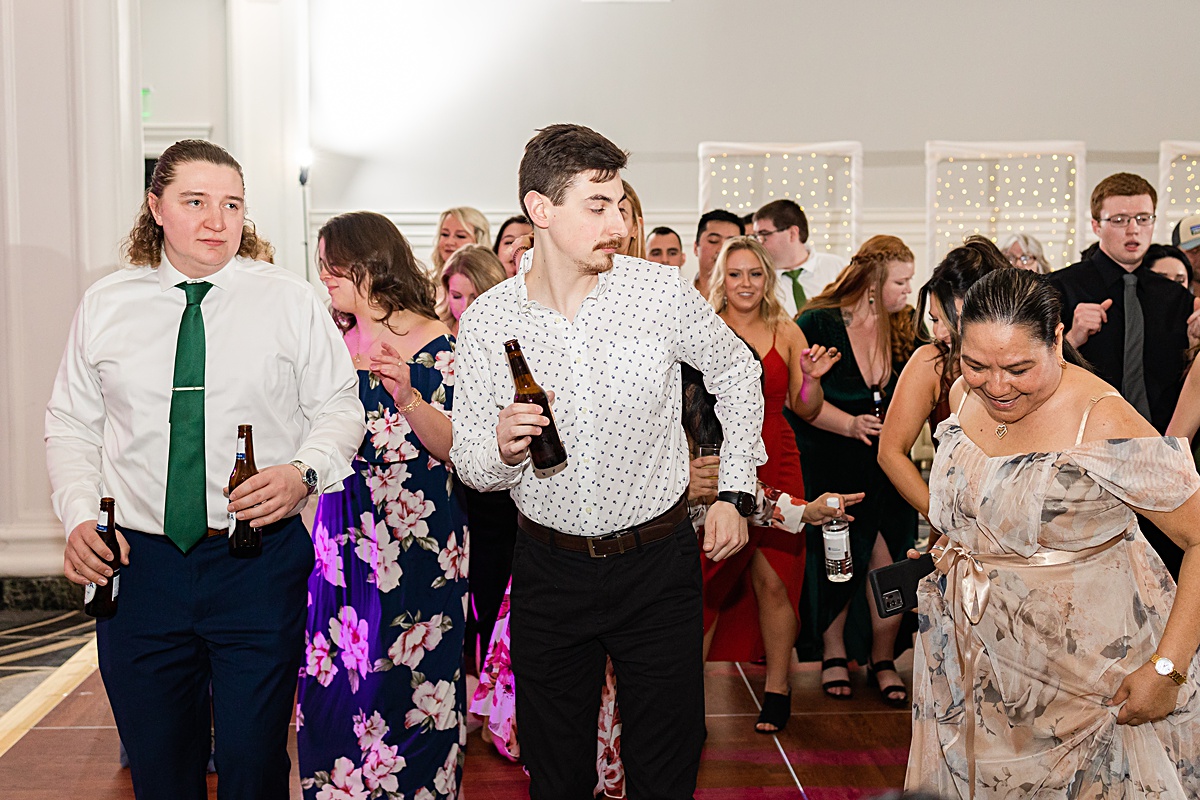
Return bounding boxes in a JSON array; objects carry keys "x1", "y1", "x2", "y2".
[{"x1": 0, "y1": 640, "x2": 911, "y2": 798}]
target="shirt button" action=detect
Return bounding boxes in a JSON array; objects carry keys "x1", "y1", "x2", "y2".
[{"x1": 585, "y1": 506, "x2": 594, "y2": 514}]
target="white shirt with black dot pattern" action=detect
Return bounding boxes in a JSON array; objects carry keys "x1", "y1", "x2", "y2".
[{"x1": 451, "y1": 251, "x2": 766, "y2": 537}]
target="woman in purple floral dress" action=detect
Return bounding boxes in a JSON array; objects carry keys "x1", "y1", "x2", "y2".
[{"x1": 299, "y1": 212, "x2": 468, "y2": 800}]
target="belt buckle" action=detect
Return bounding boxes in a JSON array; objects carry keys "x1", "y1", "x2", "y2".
[{"x1": 586, "y1": 529, "x2": 632, "y2": 558}]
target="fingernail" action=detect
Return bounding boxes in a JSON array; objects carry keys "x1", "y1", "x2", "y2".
[{"x1": 98, "y1": 578, "x2": 107, "y2": 585}]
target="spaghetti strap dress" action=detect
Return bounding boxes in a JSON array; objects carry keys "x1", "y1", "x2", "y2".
[
  {"x1": 908, "y1": 391, "x2": 1200, "y2": 798},
  {"x1": 702, "y1": 336, "x2": 807, "y2": 661}
]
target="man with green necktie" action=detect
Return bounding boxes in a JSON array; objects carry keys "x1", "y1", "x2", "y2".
[
  {"x1": 45, "y1": 139, "x2": 363, "y2": 800},
  {"x1": 753, "y1": 199, "x2": 846, "y2": 319}
]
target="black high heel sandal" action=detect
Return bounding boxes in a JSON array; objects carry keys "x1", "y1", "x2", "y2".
[
  {"x1": 867, "y1": 660, "x2": 908, "y2": 708},
  {"x1": 821, "y1": 657, "x2": 853, "y2": 700},
  {"x1": 755, "y1": 689, "x2": 792, "y2": 734}
]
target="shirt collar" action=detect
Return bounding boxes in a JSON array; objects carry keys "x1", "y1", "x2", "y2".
[
  {"x1": 514, "y1": 247, "x2": 612, "y2": 314},
  {"x1": 156, "y1": 253, "x2": 238, "y2": 293},
  {"x1": 1088, "y1": 247, "x2": 1143, "y2": 289}
]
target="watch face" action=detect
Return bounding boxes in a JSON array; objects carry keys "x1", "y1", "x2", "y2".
[
  {"x1": 738, "y1": 495, "x2": 755, "y2": 516},
  {"x1": 1156, "y1": 657, "x2": 1175, "y2": 676},
  {"x1": 304, "y1": 468, "x2": 318, "y2": 487}
]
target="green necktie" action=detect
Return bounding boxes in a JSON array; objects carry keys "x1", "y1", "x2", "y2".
[
  {"x1": 164, "y1": 280, "x2": 212, "y2": 553},
  {"x1": 782, "y1": 268, "x2": 807, "y2": 314}
]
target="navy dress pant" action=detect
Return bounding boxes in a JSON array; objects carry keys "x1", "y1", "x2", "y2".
[{"x1": 97, "y1": 517, "x2": 313, "y2": 800}]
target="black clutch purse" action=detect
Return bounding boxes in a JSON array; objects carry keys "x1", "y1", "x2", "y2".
[{"x1": 868, "y1": 553, "x2": 935, "y2": 618}]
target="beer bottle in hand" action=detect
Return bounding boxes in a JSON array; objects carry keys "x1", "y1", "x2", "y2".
[
  {"x1": 504, "y1": 339, "x2": 567, "y2": 475},
  {"x1": 227, "y1": 424, "x2": 262, "y2": 558},
  {"x1": 871, "y1": 384, "x2": 886, "y2": 423},
  {"x1": 84, "y1": 497, "x2": 119, "y2": 618}
]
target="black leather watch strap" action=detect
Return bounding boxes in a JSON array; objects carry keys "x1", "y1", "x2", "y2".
[{"x1": 716, "y1": 490, "x2": 755, "y2": 517}]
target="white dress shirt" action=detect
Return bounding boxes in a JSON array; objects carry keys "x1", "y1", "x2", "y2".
[
  {"x1": 450, "y1": 252, "x2": 766, "y2": 537},
  {"x1": 774, "y1": 245, "x2": 847, "y2": 318},
  {"x1": 45, "y1": 255, "x2": 365, "y2": 537}
]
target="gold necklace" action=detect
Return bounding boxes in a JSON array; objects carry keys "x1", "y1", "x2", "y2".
[
  {"x1": 351, "y1": 325, "x2": 384, "y2": 367},
  {"x1": 994, "y1": 423, "x2": 1008, "y2": 439}
]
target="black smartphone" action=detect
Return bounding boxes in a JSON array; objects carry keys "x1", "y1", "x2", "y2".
[{"x1": 868, "y1": 553, "x2": 935, "y2": 618}]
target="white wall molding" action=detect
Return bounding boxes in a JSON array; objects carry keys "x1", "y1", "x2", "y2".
[
  {"x1": 144, "y1": 122, "x2": 213, "y2": 156},
  {"x1": 0, "y1": 0, "x2": 142, "y2": 577}
]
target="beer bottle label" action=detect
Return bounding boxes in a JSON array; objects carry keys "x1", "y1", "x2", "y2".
[
  {"x1": 236, "y1": 435, "x2": 246, "y2": 459},
  {"x1": 227, "y1": 511, "x2": 237, "y2": 537},
  {"x1": 84, "y1": 582, "x2": 96, "y2": 604},
  {"x1": 111, "y1": 572, "x2": 120, "y2": 600},
  {"x1": 97, "y1": 508, "x2": 109, "y2": 530}
]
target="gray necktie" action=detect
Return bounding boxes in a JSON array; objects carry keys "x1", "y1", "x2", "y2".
[{"x1": 1121, "y1": 273, "x2": 1151, "y2": 421}]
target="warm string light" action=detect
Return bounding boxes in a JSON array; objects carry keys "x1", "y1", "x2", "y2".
[
  {"x1": 705, "y1": 151, "x2": 856, "y2": 255},
  {"x1": 932, "y1": 151, "x2": 1080, "y2": 268}
]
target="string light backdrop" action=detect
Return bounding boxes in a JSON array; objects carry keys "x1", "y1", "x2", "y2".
[
  {"x1": 698, "y1": 141, "x2": 863, "y2": 260},
  {"x1": 925, "y1": 141, "x2": 1088, "y2": 272},
  {"x1": 1158, "y1": 141, "x2": 1200, "y2": 241}
]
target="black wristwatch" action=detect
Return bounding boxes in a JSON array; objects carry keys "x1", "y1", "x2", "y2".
[
  {"x1": 716, "y1": 491, "x2": 756, "y2": 518},
  {"x1": 290, "y1": 460, "x2": 319, "y2": 495}
]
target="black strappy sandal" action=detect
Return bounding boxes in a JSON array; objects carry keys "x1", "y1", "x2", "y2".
[
  {"x1": 868, "y1": 660, "x2": 908, "y2": 708},
  {"x1": 821, "y1": 657, "x2": 853, "y2": 700},
  {"x1": 755, "y1": 689, "x2": 792, "y2": 734}
]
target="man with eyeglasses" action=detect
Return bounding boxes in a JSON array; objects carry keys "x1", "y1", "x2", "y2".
[
  {"x1": 752, "y1": 199, "x2": 846, "y2": 319},
  {"x1": 1049, "y1": 172, "x2": 1194, "y2": 578}
]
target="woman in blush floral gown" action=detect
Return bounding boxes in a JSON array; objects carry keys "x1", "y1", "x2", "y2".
[{"x1": 299, "y1": 211, "x2": 468, "y2": 800}]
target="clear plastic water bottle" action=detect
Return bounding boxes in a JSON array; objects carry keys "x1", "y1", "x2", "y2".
[{"x1": 823, "y1": 497, "x2": 852, "y2": 582}]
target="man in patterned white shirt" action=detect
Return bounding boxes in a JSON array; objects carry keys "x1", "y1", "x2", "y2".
[{"x1": 451, "y1": 124, "x2": 766, "y2": 800}]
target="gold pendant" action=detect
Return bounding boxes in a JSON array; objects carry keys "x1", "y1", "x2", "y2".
[{"x1": 995, "y1": 423, "x2": 1007, "y2": 439}]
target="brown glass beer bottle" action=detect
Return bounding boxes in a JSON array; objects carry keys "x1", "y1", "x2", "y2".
[
  {"x1": 504, "y1": 339, "x2": 567, "y2": 473},
  {"x1": 227, "y1": 424, "x2": 262, "y2": 558},
  {"x1": 871, "y1": 384, "x2": 886, "y2": 423},
  {"x1": 84, "y1": 497, "x2": 119, "y2": 618}
]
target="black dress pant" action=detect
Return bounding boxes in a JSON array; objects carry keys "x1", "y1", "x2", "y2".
[
  {"x1": 509, "y1": 519, "x2": 706, "y2": 800},
  {"x1": 461, "y1": 482, "x2": 517, "y2": 670}
]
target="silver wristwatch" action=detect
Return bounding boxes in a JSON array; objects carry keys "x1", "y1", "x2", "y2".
[{"x1": 290, "y1": 460, "x2": 318, "y2": 495}]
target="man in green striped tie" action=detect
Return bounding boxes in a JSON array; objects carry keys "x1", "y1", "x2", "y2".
[{"x1": 752, "y1": 199, "x2": 847, "y2": 320}]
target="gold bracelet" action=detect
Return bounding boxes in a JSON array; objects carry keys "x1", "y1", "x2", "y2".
[{"x1": 397, "y1": 387, "x2": 422, "y2": 414}]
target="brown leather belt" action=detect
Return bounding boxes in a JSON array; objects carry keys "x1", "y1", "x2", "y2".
[
  {"x1": 518, "y1": 495, "x2": 688, "y2": 558},
  {"x1": 206, "y1": 517, "x2": 291, "y2": 538}
]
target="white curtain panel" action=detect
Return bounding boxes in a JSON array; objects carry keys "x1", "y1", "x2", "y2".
[
  {"x1": 925, "y1": 141, "x2": 1088, "y2": 273},
  {"x1": 697, "y1": 141, "x2": 863, "y2": 260},
  {"x1": 1158, "y1": 141, "x2": 1200, "y2": 242}
]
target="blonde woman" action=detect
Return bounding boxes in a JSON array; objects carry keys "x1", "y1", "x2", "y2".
[
  {"x1": 432, "y1": 206, "x2": 490, "y2": 272},
  {"x1": 792, "y1": 235, "x2": 919, "y2": 707},
  {"x1": 618, "y1": 180, "x2": 645, "y2": 260},
  {"x1": 704, "y1": 236, "x2": 843, "y2": 733},
  {"x1": 438, "y1": 244, "x2": 507, "y2": 337}
]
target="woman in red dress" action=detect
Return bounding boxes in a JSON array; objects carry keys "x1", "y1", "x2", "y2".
[{"x1": 702, "y1": 236, "x2": 847, "y2": 733}]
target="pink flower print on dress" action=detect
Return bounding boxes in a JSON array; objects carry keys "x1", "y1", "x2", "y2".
[
  {"x1": 387, "y1": 614, "x2": 445, "y2": 669},
  {"x1": 385, "y1": 488, "x2": 434, "y2": 544},
  {"x1": 361, "y1": 740, "x2": 406, "y2": 794},
  {"x1": 367, "y1": 408, "x2": 413, "y2": 458},
  {"x1": 352, "y1": 709, "x2": 387, "y2": 751},
  {"x1": 354, "y1": 513, "x2": 403, "y2": 593},
  {"x1": 365, "y1": 463, "x2": 408, "y2": 503},
  {"x1": 405, "y1": 679, "x2": 458, "y2": 731},
  {"x1": 433, "y1": 742, "x2": 460, "y2": 796},
  {"x1": 329, "y1": 606, "x2": 371, "y2": 694},
  {"x1": 312, "y1": 521, "x2": 345, "y2": 588},
  {"x1": 433, "y1": 349, "x2": 455, "y2": 386},
  {"x1": 306, "y1": 631, "x2": 337, "y2": 687},
  {"x1": 315, "y1": 756, "x2": 368, "y2": 800},
  {"x1": 437, "y1": 530, "x2": 468, "y2": 583}
]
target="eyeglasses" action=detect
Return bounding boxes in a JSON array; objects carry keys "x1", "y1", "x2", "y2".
[
  {"x1": 1098, "y1": 214, "x2": 1156, "y2": 228},
  {"x1": 1007, "y1": 253, "x2": 1038, "y2": 267},
  {"x1": 752, "y1": 229, "x2": 787, "y2": 242}
]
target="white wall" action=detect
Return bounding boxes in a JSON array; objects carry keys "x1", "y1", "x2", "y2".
[
  {"x1": 0, "y1": 0, "x2": 143, "y2": 575},
  {"x1": 301, "y1": 0, "x2": 1188, "y2": 276},
  {"x1": 140, "y1": 0, "x2": 226, "y2": 152}
]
